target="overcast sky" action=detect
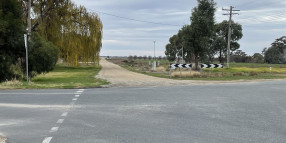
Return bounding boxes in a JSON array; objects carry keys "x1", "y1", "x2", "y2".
[{"x1": 73, "y1": 0, "x2": 286, "y2": 57}]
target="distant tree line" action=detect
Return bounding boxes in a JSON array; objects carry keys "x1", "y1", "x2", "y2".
[{"x1": 128, "y1": 55, "x2": 167, "y2": 61}]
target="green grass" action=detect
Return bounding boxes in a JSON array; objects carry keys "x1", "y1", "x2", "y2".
[{"x1": 0, "y1": 65, "x2": 109, "y2": 89}]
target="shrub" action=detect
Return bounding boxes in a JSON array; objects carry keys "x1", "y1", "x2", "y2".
[
  {"x1": 23, "y1": 32, "x2": 59, "y2": 78},
  {"x1": 249, "y1": 72, "x2": 258, "y2": 76}
]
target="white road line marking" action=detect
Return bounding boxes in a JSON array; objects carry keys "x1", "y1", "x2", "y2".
[
  {"x1": 57, "y1": 119, "x2": 64, "y2": 124},
  {"x1": 74, "y1": 92, "x2": 82, "y2": 95},
  {"x1": 78, "y1": 89, "x2": 85, "y2": 91},
  {"x1": 75, "y1": 94, "x2": 80, "y2": 97},
  {"x1": 42, "y1": 137, "x2": 53, "y2": 143},
  {"x1": 76, "y1": 91, "x2": 83, "y2": 93},
  {"x1": 72, "y1": 98, "x2": 78, "y2": 101},
  {"x1": 49, "y1": 127, "x2": 59, "y2": 132},
  {"x1": 61, "y1": 112, "x2": 68, "y2": 117}
]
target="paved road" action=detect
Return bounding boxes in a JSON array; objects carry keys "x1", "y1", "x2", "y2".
[{"x1": 1, "y1": 80, "x2": 286, "y2": 143}]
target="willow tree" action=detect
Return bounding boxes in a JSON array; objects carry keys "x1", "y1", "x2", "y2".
[{"x1": 21, "y1": 0, "x2": 103, "y2": 66}]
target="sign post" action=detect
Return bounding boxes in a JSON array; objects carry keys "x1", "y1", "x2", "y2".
[{"x1": 24, "y1": 34, "x2": 29, "y2": 84}]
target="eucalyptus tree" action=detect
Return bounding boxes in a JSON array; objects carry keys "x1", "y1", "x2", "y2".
[
  {"x1": 214, "y1": 20, "x2": 243, "y2": 63},
  {"x1": 188, "y1": 0, "x2": 216, "y2": 69}
]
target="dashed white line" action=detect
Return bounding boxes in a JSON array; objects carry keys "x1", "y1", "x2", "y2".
[
  {"x1": 57, "y1": 119, "x2": 65, "y2": 124},
  {"x1": 43, "y1": 90, "x2": 84, "y2": 141},
  {"x1": 61, "y1": 112, "x2": 68, "y2": 117},
  {"x1": 49, "y1": 127, "x2": 59, "y2": 132},
  {"x1": 42, "y1": 137, "x2": 53, "y2": 143}
]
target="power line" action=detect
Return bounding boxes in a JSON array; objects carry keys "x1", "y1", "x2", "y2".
[{"x1": 88, "y1": 9, "x2": 183, "y2": 27}]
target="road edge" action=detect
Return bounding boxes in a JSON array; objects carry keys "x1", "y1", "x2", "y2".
[{"x1": 0, "y1": 134, "x2": 7, "y2": 143}]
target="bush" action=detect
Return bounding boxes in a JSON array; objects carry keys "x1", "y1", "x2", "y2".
[{"x1": 23, "y1": 32, "x2": 59, "y2": 78}]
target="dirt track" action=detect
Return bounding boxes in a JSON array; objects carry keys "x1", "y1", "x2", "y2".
[
  {"x1": 96, "y1": 59, "x2": 254, "y2": 87},
  {"x1": 0, "y1": 135, "x2": 6, "y2": 143}
]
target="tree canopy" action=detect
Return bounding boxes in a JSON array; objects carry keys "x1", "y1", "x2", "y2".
[
  {"x1": 264, "y1": 36, "x2": 286, "y2": 64},
  {"x1": 21, "y1": 0, "x2": 103, "y2": 66},
  {"x1": 0, "y1": 0, "x2": 25, "y2": 82},
  {"x1": 165, "y1": 0, "x2": 244, "y2": 69}
]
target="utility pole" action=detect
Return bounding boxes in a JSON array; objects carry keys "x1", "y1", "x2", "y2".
[
  {"x1": 153, "y1": 41, "x2": 156, "y2": 59},
  {"x1": 25, "y1": 0, "x2": 31, "y2": 84},
  {"x1": 153, "y1": 41, "x2": 156, "y2": 71},
  {"x1": 181, "y1": 45, "x2": 183, "y2": 64},
  {"x1": 27, "y1": 0, "x2": 31, "y2": 34},
  {"x1": 223, "y1": 6, "x2": 239, "y2": 68}
]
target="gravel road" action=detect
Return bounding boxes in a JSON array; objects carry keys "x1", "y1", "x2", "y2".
[
  {"x1": 0, "y1": 135, "x2": 6, "y2": 143},
  {"x1": 96, "y1": 59, "x2": 268, "y2": 87}
]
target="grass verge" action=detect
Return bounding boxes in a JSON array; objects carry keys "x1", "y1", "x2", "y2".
[
  {"x1": 109, "y1": 59, "x2": 286, "y2": 81},
  {"x1": 0, "y1": 65, "x2": 109, "y2": 89}
]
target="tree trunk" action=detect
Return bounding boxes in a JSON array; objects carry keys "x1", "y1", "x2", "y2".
[
  {"x1": 195, "y1": 55, "x2": 199, "y2": 70},
  {"x1": 219, "y1": 50, "x2": 222, "y2": 63}
]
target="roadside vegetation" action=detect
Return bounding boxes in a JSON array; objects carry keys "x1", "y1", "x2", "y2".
[
  {"x1": 0, "y1": 64, "x2": 109, "y2": 89},
  {"x1": 108, "y1": 58, "x2": 286, "y2": 81},
  {"x1": 0, "y1": 0, "x2": 103, "y2": 88}
]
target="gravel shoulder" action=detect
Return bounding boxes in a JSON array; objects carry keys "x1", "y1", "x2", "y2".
[
  {"x1": 0, "y1": 135, "x2": 6, "y2": 143},
  {"x1": 96, "y1": 59, "x2": 280, "y2": 87}
]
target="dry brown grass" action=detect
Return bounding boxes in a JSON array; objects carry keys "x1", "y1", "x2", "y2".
[
  {"x1": 156, "y1": 66, "x2": 166, "y2": 72},
  {"x1": 172, "y1": 71, "x2": 201, "y2": 78},
  {"x1": 1, "y1": 78, "x2": 23, "y2": 87}
]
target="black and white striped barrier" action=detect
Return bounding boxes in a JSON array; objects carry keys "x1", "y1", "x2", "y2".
[
  {"x1": 201, "y1": 64, "x2": 223, "y2": 69},
  {"x1": 169, "y1": 64, "x2": 192, "y2": 78},
  {"x1": 170, "y1": 64, "x2": 192, "y2": 69}
]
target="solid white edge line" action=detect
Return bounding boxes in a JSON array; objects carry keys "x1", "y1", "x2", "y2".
[{"x1": 42, "y1": 137, "x2": 53, "y2": 143}]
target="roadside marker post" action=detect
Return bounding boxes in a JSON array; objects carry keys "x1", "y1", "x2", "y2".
[
  {"x1": 169, "y1": 64, "x2": 192, "y2": 78},
  {"x1": 24, "y1": 34, "x2": 29, "y2": 84},
  {"x1": 200, "y1": 64, "x2": 224, "y2": 76}
]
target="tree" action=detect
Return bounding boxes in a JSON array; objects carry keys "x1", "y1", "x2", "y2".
[
  {"x1": 264, "y1": 36, "x2": 286, "y2": 64},
  {"x1": 271, "y1": 36, "x2": 286, "y2": 63},
  {"x1": 24, "y1": 32, "x2": 59, "y2": 77},
  {"x1": 165, "y1": 34, "x2": 180, "y2": 62},
  {"x1": 213, "y1": 20, "x2": 243, "y2": 63},
  {"x1": 230, "y1": 50, "x2": 251, "y2": 63},
  {"x1": 187, "y1": 0, "x2": 216, "y2": 69},
  {"x1": 252, "y1": 53, "x2": 264, "y2": 63},
  {"x1": 264, "y1": 46, "x2": 282, "y2": 64},
  {"x1": 0, "y1": 0, "x2": 25, "y2": 82},
  {"x1": 21, "y1": 0, "x2": 103, "y2": 66}
]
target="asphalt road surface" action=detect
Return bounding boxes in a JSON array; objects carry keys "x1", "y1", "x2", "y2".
[{"x1": 1, "y1": 80, "x2": 286, "y2": 143}]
